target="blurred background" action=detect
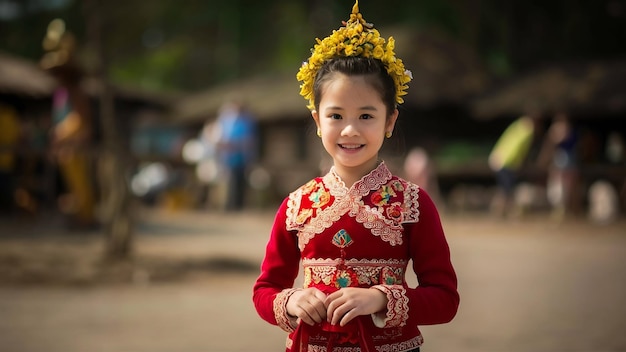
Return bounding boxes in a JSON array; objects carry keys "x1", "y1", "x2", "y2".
[
  {"x1": 1, "y1": 1, "x2": 626, "y2": 351},
  {"x1": 1, "y1": 0, "x2": 625, "y2": 227}
]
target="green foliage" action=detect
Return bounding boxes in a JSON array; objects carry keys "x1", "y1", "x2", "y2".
[
  {"x1": 110, "y1": 40, "x2": 192, "y2": 91},
  {"x1": 1, "y1": 0, "x2": 625, "y2": 93},
  {"x1": 434, "y1": 141, "x2": 492, "y2": 170}
]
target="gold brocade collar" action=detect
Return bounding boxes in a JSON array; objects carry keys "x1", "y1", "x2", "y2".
[{"x1": 324, "y1": 161, "x2": 393, "y2": 198}]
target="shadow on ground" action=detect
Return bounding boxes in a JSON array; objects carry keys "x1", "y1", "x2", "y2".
[{"x1": 0, "y1": 248, "x2": 259, "y2": 287}]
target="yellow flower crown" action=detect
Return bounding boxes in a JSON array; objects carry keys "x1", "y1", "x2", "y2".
[{"x1": 296, "y1": 0, "x2": 412, "y2": 110}]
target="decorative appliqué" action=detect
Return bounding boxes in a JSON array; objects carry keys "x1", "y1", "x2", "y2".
[
  {"x1": 371, "y1": 184, "x2": 396, "y2": 206},
  {"x1": 285, "y1": 162, "x2": 421, "y2": 251},
  {"x1": 381, "y1": 266, "x2": 403, "y2": 285},
  {"x1": 332, "y1": 229, "x2": 353, "y2": 248},
  {"x1": 302, "y1": 258, "x2": 406, "y2": 289},
  {"x1": 333, "y1": 269, "x2": 357, "y2": 288},
  {"x1": 385, "y1": 202, "x2": 404, "y2": 224},
  {"x1": 291, "y1": 334, "x2": 424, "y2": 352},
  {"x1": 296, "y1": 208, "x2": 313, "y2": 225},
  {"x1": 309, "y1": 186, "x2": 330, "y2": 208}
]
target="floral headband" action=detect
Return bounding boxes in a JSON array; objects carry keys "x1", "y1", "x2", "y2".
[{"x1": 296, "y1": 0, "x2": 412, "y2": 110}]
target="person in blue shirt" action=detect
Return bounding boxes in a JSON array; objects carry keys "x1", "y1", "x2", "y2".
[{"x1": 214, "y1": 99, "x2": 258, "y2": 211}]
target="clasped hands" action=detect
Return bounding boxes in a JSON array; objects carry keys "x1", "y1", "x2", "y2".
[{"x1": 286, "y1": 287, "x2": 387, "y2": 327}]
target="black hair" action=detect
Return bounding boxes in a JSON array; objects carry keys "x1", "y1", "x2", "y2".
[{"x1": 312, "y1": 56, "x2": 397, "y2": 117}]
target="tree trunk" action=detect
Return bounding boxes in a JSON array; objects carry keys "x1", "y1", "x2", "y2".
[{"x1": 83, "y1": 0, "x2": 134, "y2": 260}]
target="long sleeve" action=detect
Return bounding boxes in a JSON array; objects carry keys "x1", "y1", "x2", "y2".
[
  {"x1": 252, "y1": 164, "x2": 459, "y2": 351},
  {"x1": 252, "y1": 198, "x2": 302, "y2": 329},
  {"x1": 405, "y1": 189, "x2": 459, "y2": 325}
]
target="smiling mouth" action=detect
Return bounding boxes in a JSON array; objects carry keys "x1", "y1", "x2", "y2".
[{"x1": 339, "y1": 144, "x2": 364, "y2": 150}]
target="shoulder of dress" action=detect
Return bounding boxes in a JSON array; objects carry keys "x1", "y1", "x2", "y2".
[
  {"x1": 367, "y1": 175, "x2": 421, "y2": 224},
  {"x1": 377, "y1": 175, "x2": 420, "y2": 196},
  {"x1": 288, "y1": 178, "x2": 324, "y2": 198},
  {"x1": 286, "y1": 177, "x2": 327, "y2": 230},
  {"x1": 400, "y1": 178, "x2": 421, "y2": 223}
]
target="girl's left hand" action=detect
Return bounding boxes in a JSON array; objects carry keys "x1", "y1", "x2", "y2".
[{"x1": 325, "y1": 288, "x2": 388, "y2": 326}]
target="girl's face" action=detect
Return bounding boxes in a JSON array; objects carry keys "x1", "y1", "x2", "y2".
[{"x1": 312, "y1": 73, "x2": 398, "y2": 182}]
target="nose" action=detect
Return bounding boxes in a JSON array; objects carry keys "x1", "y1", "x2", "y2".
[{"x1": 341, "y1": 122, "x2": 359, "y2": 137}]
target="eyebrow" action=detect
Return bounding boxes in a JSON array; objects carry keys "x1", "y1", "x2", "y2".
[{"x1": 324, "y1": 105, "x2": 379, "y2": 112}]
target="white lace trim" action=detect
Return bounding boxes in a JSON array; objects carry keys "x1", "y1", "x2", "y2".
[
  {"x1": 370, "y1": 284, "x2": 409, "y2": 328},
  {"x1": 286, "y1": 162, "x2": 421, "y2": 251},
  {"x1": 274, "y1": 288, "x2": 300, "y2": 333}
]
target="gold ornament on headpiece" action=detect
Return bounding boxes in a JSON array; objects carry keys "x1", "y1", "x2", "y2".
[{"x1": 296, "y1": 0, "x2": 412, "y2": 110}]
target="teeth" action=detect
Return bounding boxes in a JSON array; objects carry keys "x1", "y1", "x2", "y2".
[{"x1": 341, "y1": 144, "x2": 362, "y2": 149}]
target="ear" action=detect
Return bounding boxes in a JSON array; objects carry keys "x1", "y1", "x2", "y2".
[
  {"x1": 386, "y1": 108, "x2": 399, "y2": 133},
  {"x1": 311, "y1": 110, "x2": 321, "y2": 129}
]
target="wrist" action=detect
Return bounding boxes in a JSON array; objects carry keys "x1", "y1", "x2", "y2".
[{"x1": 285, "y1": 288, "x2": 302, "y2": 317}]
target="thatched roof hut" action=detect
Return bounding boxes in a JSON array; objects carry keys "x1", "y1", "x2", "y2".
[
  {"x1": 0, "y1": 51, "x2": 177, "y2": 117},
  {"x1": 392, "y1": 27, "x2": 490, "y2": 108},
  {"x1": 172, "y1": 27, "x2": 491, "y2": 125},
  {"x1": 471, "y1": 61, "x2": 626, "y2": 119},
  {"x1": 0, "y1": 51, "x2": 55, "y2": 98},
  {"x1": 172, "y1": 73, "x2": 304, "y2": 124}
]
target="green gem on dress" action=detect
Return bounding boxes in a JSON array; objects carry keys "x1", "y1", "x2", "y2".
[{"x1": 332, "y1": 229, "x2": 353, "y2": 248}]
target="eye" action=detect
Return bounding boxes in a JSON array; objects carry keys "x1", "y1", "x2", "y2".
[
  {"x1": 329, "y1": 113, "x2": 342, "y2": 120},
  {"x1": 360, "y1": 114, "x2": 373, "y2": 120}
]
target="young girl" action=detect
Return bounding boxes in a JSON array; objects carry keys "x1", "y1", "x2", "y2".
[{"x1": 253, "y1": 2, "x2": 459, "y2": 351}]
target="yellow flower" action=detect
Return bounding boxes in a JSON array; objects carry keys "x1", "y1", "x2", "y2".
[
  {"x1": 372, "y1": 45, "x2": 384, "y2": 59},
  {"x1": 345, "y1": 44, "x2": 355, "y2": 56},
  {"x1": 296, "y1": 0, "x2": 412, "y2": 109}
]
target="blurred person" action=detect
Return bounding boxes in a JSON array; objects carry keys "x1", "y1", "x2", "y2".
[
  {"x1": 0, "y1": 103, "x2": 21, "y2": 215},
  {"x1": 40, "y1": 19, "x2": 97, "y2": 229},
  {"x1": 403, "y1": 146, "x2": 442, "y2": 206},
  {"x1": 537, "y1": 112, "x2": 581, "y2": 220},
  {"x1": 214, "y1": 98, "x2": 258, "y2": 211},
  {"x1": 253, "y1": 3, "x2": 459, "y2": 352},
  {"x1": 488, "y1": 113, "x2": 541, "y2": 217},
  {"x1": 588, "y1": 180, "x2": 620, "y2": 224},
  {"x1": 184, "y1": 120, "x2": 224, "y2": 209}
]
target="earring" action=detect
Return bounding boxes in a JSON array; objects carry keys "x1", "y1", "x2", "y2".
[
  {"x1": 385, "y1": 131, "x2": 392, "y2": 138},
  {"x1": 317, "y1": 129, "x2": 322, "y2": 137}
]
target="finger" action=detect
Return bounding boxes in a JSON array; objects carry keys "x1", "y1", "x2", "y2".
[
  {"x1": 328, "y1": 300, "x2": 353, "y2": 325},
  {"x1": 302, "y1": 299, "x2": 327, "y2": 324},
  {"x1": 315, "y1": 289, "x2": 328, "y2": 300},
  {"x1": 324, "y1": 290, "x2": 345, "y2": 311},
  {"x1": 325, "y1": 289, "x2": 343, "y2": 302},
  {"x1": 325, "y1": 291, "x2": 348, "y2": 322},
  {"x1": 306, "y1": 289, "x2": 329, "y2": 321},
  {"x1": 298, "y1": 312, "x2": 315, "y2": 326},
  {"x1": 311, "y1": 291, "x2": 330, "y2": 321},
  {"x1": 296, "y1": 304, "x2": 320, "y2": 326},
  {"x1": 330, "y1": 304, "x2": 352, "y2": 326},
  {"x1": 299, "y1": 311, "x2": 317, "y2": 326},
  {"x1": 338, "y1": 308, "x2": 357, "y2": 326}
]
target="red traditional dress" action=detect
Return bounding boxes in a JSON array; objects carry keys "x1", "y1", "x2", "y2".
[{"x1": 253, "y1": 162, "x2": 459, "y2": 352}]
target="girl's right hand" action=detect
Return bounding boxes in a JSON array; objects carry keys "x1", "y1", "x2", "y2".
[{"x1": 286, "y1": 288, "x2": 328, "y2": 326}]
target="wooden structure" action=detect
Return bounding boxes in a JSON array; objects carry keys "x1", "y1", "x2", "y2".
[
  {"x1": 471, "y1": 61, "x2": 626, "y2": 219},
  {"x1": 171, "y1": 27, "x2": 494, "y2": 204},
  {"x1": 0, "y1": 51, "x2": 177, "y2": 213}
]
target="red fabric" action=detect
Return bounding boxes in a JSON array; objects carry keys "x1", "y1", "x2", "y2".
[
  {"x1": 252, "y1": 164, "x2": 459, "y2": 351},
  {"x1": 291, "y1": 317, "x2": 376, "y2": 352}
]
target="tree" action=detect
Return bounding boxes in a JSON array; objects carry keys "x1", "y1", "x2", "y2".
[
  {"x1": 83, "y1": 0, "x2": 134, "y2": 260},
  {"x1": 3, "y1": 0, "x2": 626, "y2": 90}
]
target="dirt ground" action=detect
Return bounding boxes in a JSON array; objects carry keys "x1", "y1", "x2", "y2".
[{"x1": 1, "y1": 208, "x2": 625, "y2": 352}]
